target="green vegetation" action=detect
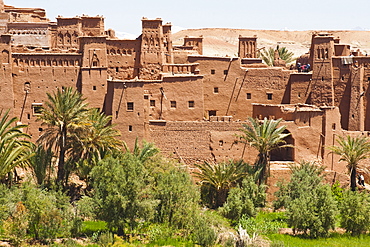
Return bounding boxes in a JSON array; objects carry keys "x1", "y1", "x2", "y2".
[
  {"x1": 259, "y1": 46, "x2": 295, "y2": 66},
  {"x1": 328, "y1": 135, "x2": 370, "y2": 191},
  {"x1": 268, "y1": 233, "x2": 370, "y2": 247},
  {"x1": 236, "y1": 117, "x2": 290, "y2": 185},
  {"x1": 1, "y1": 88, "x2": 370, "y2": 246},
  {"x1": 0, "y1": 110, "x2": 33, "y2": 184}
]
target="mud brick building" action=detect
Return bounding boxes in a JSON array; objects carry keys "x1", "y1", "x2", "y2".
[{"x1": 1, "y1": 1, "x2": 370, "y2": 178}]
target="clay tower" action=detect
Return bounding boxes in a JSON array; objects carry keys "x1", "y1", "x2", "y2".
[
  {"x1": 309, "y1": 33, "x2": 335, "y2": 106},
  {"x1": 139, "y1": 18, "x2": 166, "y2": 80}
]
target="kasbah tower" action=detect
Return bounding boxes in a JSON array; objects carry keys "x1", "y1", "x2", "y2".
[{"x1": 1, "y1": 0, "x2": 370, "y2": 191}]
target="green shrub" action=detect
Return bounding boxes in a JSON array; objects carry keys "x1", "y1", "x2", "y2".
[
  {"x1": 3, "y1": 201, "x2": 29, "y2": 247},
  {"x1": 90, "y1": 155, "x2": 158, "y2": 235},
  {"x1": 219, "y1": 176, "x2": 266, "y2": 222},
  {"x1": 331, "y1": 180, "x2": 344, "y2": 203},
  {"x1": 286, "y1": 184, "x2": 337, "y2": 238},
  {"x1": 191, "y1": 214, "x2": 217, "y2": 247},
  {"x1": 274, "y1": 161, "x2": 325, "y2": 209},
  {"x1": 340, "y1": 190, "x2": 370, "y2": 235},
  {"x1": 274, "y1": 162, "x2": 337, "y2": 238},
  {"x1": 153, "y1": 167, "x2": 200, "y2": 230}
]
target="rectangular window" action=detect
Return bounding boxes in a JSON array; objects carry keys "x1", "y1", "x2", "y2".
[
  {"x1": 170, "y1": 101, "x2": 176, "y2": 108},
  {"x1": 93, "y1": 86, "x2": 97, "y2": 91},
  {"x1": 223, "y1": 70, "x2": 228, "y2": 75},
  {"x1": 127, "y1": 102, "x2": 134, "y2": 111},
  {"x1": 32, "y1": 103, "x2": 43, "y2": 115},
  {"x1": 267, "y1": 93, "x2": 273, "y2": 100},
  {"x1": 150, "y1": 100, "x2": 155, "y2": 107},
  {"x1": 144, "y1": 95, "x2": 149, "y2": 99},
  {"x1": 209, "y1": 110, "x2": 217, "y2": 117},
  {"x1": 211, "y1": 69, "x2": 215, "y2": 74},
  {"x1": 128, "y1": 125, "x2": 133, "y2": 132},
  {"x1": 246, "y1": 93, "x2": 251, "y2": 99},
  {"x1": 214, "y1": 87, "x2": 219, "y2": 93},
  {"x1": 188, "y1": 100, "x2": 195, "y2": 108}
]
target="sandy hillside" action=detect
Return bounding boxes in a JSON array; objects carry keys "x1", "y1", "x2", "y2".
[{"x1": 172, "y1": 28, "x2": 370, "y2": 58}]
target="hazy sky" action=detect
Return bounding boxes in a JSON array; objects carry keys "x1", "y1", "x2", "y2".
[{"x1": 9, "y1": 0, "x2": 370, "y2": 36}]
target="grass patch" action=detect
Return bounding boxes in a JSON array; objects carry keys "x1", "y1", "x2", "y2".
[
  {"x1": 268, "y1": 232, "x2": 370, "y2": 247},
  {"x1": 81, "y1": 221, "x2": 108, "y2": 236},
  {"x1": 238, "y1": 211, "x2": 288, "y2": 235}
]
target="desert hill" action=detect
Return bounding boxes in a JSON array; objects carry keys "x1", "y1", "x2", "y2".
[{"x1": 172, "y1": 28, "x2": 370, "y2": 59}]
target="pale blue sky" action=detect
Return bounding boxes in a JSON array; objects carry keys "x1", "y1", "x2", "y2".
[{"x1": 9, "y1": 0, "x2": 370, "y2": 36}]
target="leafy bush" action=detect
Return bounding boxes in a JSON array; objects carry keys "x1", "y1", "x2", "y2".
[
  {"x1": 286, "y1": 184, "x2": 337, "y2": 238},
  {"x1": 274, "y1": 162, "x2": 337, "y2": 238},
  {"x1": 0, "y1": 183, "x2": 78, "y2": 244},
  {"x1": 340, "y1": 190, "x2": 370, "y2": 235},
  {"x1": 191, "y1": 214, "x2": 217, "y2": 247},
  {"x1": 3, "y1": 201, "x2": 29, "y2": 247},
  {"x1": 274, "y1": 161, "x2": 325, "y2": 209},
  {"x1": 153, "y1": 167, "x2": 200, "y2": 230},
  {"x1": 219, "y1": 176, "x2": 266, "y2": 222},
  {"x1": 331, "y1": 180, "x2": 344, "y2": 203},
  {"x1": 90, "y1": 155, "x2": 158, "y2": 235}
]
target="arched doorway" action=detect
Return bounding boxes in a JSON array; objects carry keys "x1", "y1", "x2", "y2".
[{"x1": 270, "y1": 130, "x2": 294, "y2": 161}]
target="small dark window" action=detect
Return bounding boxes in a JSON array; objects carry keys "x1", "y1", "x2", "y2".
[
  {"x1": 32, "y1": 104, "x2": 43, "y2": 115},
  {"x1": 38, "y1": 128, "x2": 43, "y2": 132},
  {"x1": 368, "y1": 77, "x2": 370, "y2": 81},
  {"x1": 144, "y1": 95, "x2": 149, "y2": 99},
  {"x1": 170, "y1": 101, "x2": 176, "y2": 108},
  {"x1": 332, "y1": 123, "x2": 336, "y2": 130},
  {"x1": 116, "y1": 67, "x2": 119, "y2": 72},
  {"x1": 214, "y1": 87, "x2": 219, "y2": 93},
  {"x1": 128, "y1": 125, "x2": 133, "y2": 132},
  {"x1": 246, "y1": 93, "x2": 251, "y2": 99},
  {"x1": 127, "y1": 102, "x2": 134, "y2": 111},
  {"x1": 219, "y1": 140, "x2": 224, "y2": 147},
  {"x1": 267, "y1": 93, "x2": 273, "y2": 100},
  {"x1": 211, "y1": 69, "x2": 215, "y2": 74},
  {"x1": 223, "y1": 70, "x2": 228, "y2": 75},
  {"x1": 27, "y1": 113, "x2": 30, "y2": 119},
  {"x1": 341, "y1": 76, "x2": 345, "y2": 81},
  {"x1": 188, "y1": 100, "x2": 195, "y2": 108},
  {"x1": 321, "y1": 76, "x2": 324, "y2": 81},
  {"x1": 209, "y1": 110, "x2": 217, "y2": 117},
  {"x1": 93, "y1": 86, "x2": 96, "y2": 90},
  {"x1": 150, "y1": 100, "x2": 155, "y2": 107}
]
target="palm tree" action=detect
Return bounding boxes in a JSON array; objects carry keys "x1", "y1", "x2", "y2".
[
  {"x1": 30, "y1": 145, "x2": 54, "y2": 186},
  {"x1": 71, "y1": 108, "x2": 123, "y2": 180},
  {"x1": 37, "y1": 87, "x2": 88, "y2": 187},
  {"x1": 124, "y1": 138, "x2": 159, "y2": 164},
  {"x1": 259, "y1": 46, "x2": 295, "y2": 66},
  {"x1": 0, "y1": 110, "x2": 33, "y2": 183},
  {"x1": 236, "y1": 117, "x2": 291, "y2": 185},
  {"x1": 328, "y1": 135, "x2": 370, "y2": 191},
  {"x1": 193, "y1": 160, "x2": 248, "y2": 208}
]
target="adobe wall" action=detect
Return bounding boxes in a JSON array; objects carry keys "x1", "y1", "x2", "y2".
[
  {"x1": 11, "y1": 48, "x2": 81, "y2": 140},
  {"x1": 8, "y1": 23, "x2": 50, "y2": 47},
  {"x1": 148, "y1": 121, "x2": 258, "y2": 165},
  {"x1": 188, "y1": 56, "x2": 291, "y2": 120},
  {"x1": 0, "y1": 35, "x2": 13, "y2": 115},
  {"x1": 288, "y1": 73, "x2": 313, "y2": 104},
  {"x1": 79, "y1": 36, "x2": 108, "y2": 109},
  {"x1": 106, "y1": 39, "x2": 141, "y2": 80},
  {"x1": 143, "y1": 75, "x2": 204, "y2": 122}
]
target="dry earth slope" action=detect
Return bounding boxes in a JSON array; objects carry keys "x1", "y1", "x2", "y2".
[{"x1": 172, "y1": 28, "x2": 370, "y2": 59}]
